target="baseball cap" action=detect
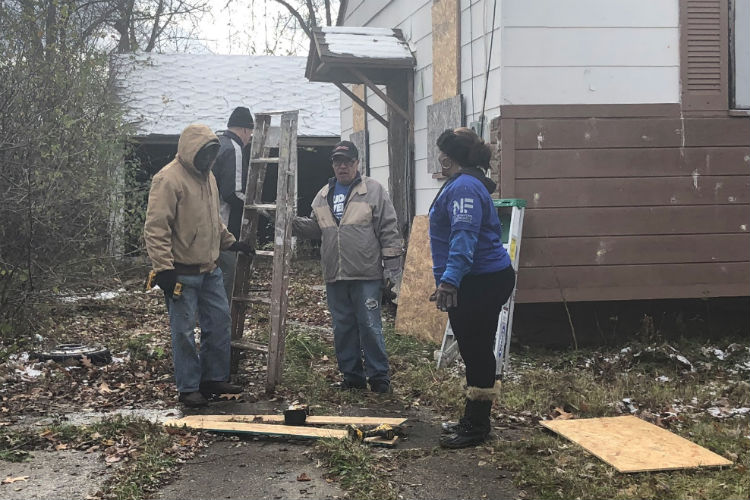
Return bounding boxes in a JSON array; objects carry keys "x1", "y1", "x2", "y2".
[{"x1": 330, "y1": 141, "x2": 358, "y2": 161}]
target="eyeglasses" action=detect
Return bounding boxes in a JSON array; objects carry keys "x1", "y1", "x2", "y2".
[{"x1": 332, "y1": 158, "x2": 355, "y2": 167}]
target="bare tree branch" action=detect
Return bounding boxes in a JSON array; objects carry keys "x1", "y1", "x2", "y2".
[
  {"x1": 324, "y1": 0, "x2": 331, "y2": 26},
  {"x1": 272, "y1": 0, "x2": 312, "y2": 40}
]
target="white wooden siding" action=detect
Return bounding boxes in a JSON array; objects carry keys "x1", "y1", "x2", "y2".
[
  {"x1": 501, "y1": 0, "x2": 680, "y2": 105},
  {"x1": 339, "y1": 0, "x2": 682, "y2": 217}
]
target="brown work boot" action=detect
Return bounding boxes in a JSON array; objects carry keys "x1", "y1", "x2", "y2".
[
  {"x1": 199, "y1": 381, "x2": 243, "y2": 398},
  {"x1": 179, "y1": 391, "x2": 208, "y2": 408}
]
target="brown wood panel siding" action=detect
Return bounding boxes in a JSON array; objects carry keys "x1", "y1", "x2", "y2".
[
  {"x1": 496, "y1": 104, "x2": 750, "y2": 303},
  {"x1": 520, "y1": 234, "x2": 750, "y2": 267},
  {"x1": 516, "y1": 263, "x2": 749, "y2": 302},
  {"x1": 515, "y1": 118, "x2": 684, "y2": 149},
  {"x1": 523, "y1": 205, "x2": 750, "y2": 237},
  {"x1": 516, "y1": 176, "x2": 749, "y2": 208},
  {"x1": 520, "y1": 260, "x2": 745, "y2": 289},
  {"x1": 683, "y1": 117, "x2": 750, "y2": 145},
  {"x1": 680, "y1": 0, "x2": 729, "y2": 112},
  {"x1": 516, "y1": 147, "x2": 750, "y2": 179}
]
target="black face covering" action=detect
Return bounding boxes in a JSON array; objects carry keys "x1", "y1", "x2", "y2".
[{"x1": 194, "y1": 141, "x2": 220, "y2": 172}]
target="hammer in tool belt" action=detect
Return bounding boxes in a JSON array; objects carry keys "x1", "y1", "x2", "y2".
[{"x1": 145, "y1": 270, "x2": 183, "y2": 298}]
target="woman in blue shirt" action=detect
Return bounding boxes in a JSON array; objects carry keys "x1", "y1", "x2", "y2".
[{"x1": 429, "y1": 127, "x2": 516, "y2": 448}]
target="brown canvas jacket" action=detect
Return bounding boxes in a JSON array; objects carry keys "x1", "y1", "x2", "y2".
[{"x1": 144, "y1": 124, "x2": 236, "y2": 273}]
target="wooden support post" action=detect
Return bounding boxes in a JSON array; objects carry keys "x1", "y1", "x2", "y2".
[
  {"x1": 386, "y1": 73, "x2": 414, "y2": 238},
  {"x1": 334, "y1": 82, "x2": 390, "y2": 129},
  {"x1": 350, "y1": 68, "x2": 411, "y2": 124}
]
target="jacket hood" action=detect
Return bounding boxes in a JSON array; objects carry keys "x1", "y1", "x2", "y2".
[
  {"x1": 458, "y1": 166, "x2": 497, "y2": 194},
  {"x1": 177, "y1": 124, "x2": 219, "y2": 176}
]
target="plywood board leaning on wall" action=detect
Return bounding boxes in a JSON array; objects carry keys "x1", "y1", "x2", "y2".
[{"x1": 395, "y1": 215, "x2": 447, "y2": 344}]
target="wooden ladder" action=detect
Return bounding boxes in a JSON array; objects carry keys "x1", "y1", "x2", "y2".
[{"x1": 229, "y1": 110, "x2": 297, "y2": 393}]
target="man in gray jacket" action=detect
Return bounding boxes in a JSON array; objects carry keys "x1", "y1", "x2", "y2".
[{"x1": 293, "y1": 141, "x2": 403, "y2": 393}]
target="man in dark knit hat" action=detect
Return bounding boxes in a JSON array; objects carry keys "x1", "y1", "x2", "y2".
[{"x1": 213, "y1": 106, "x2": 254, "y2": 301}]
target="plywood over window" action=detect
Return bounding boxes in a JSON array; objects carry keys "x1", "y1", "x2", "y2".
[{"x1": 432, "y1": 0, "x2": 460, "y2": 102}]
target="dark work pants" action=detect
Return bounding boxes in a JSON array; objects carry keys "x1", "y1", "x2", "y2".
[{"x1": 448, "y1": 266, "x2": 516, "y2": 389}]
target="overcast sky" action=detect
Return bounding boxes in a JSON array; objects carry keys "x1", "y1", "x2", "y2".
[{"x1": 193, "y1": 0, "x2": 315, "y2": 55}]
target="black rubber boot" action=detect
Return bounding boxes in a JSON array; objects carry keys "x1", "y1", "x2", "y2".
[
  {"x1": 439, "y1": 399, "x2": 492, "y2": 449},
  {"x1": 441, "y1": 400, "x2": 471, "y2": 434}
]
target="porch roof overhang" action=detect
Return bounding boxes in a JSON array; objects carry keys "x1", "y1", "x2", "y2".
[
  {"x1": 305, "y1": 27, "x2": 416, "y2": 86},
  {"x1": 306, "y1": 27, "x2": 416, "y2": 129}
]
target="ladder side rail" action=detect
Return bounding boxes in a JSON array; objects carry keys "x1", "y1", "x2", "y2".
[
  {"x1": 499, "y1": 206, "x2": 524, "y2": 377},
  {"x1": 230, "y1": 114, "x2": 271, "y2": 374},
  {"x1": 266, "y1": 111, "x2": 298, "y2": 392},
  {"x1": 495, "y1": 206, "x2": 525, "y2": 377}
]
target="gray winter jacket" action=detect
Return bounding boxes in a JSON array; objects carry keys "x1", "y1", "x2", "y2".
[{"x1": 293, "y1": 175, "x2": 403, "y2": 283}]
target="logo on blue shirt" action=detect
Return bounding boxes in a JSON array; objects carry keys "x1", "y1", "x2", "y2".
[{"x1": 452, "y1": 197, "x2": 474, "y2": 223}]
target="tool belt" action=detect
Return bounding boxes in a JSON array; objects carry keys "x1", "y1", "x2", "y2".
[{"x1": 173, "y1": 262, "x2": 203, "y2": 275}]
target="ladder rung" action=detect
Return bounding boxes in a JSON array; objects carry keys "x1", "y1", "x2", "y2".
[
  {"x1": 255, "y1": 250, "x2": 274, "y2": 257},
  {"x1": 250, "y1": 157, "x2": 279, "y2": 164},
  {"x1": 232, "y1": 295, "x2": 272, "y2": 305},
  {"x1": 245, "y1": 203, "x2": 277, "y2": 211},
  {"x1": 230, "y1": 340, "x2": 268, "y2": 353}
]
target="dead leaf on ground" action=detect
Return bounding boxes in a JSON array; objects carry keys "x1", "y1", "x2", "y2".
[
  {"x1": 2, "y1": 476, "x2": 29, "y2": 484},
  {"x1": 550, "y1": 407, "x2": 574, "y2": 420},
  {"x1": 80, "y1": 356, "x2": 93, "y2": 368},
  {"x1": 297, "y1": 473, "x2": 311, "y2": 482}
]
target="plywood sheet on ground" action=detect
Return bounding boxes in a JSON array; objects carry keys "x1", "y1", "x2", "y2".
[
  {"x1": 541, "y1": 416, "x2": 733, "y2": 472},
  {"x1": 395, "y1": 215, "x2": 446, "y2": 344},
  {"x1": 172, "y1": 414, "x2": 407, "y2": 426},
  {"x1": 165, "y1": 418, "x2": 398, "y2": 446}
]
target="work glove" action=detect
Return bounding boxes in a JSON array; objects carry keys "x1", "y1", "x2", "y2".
[
  {"x1": 382, "y1": 255, "x2": 402, "y2": 281},
  {"x1": 429, "y1": 282, "x2": 458, "y2": 312},
  {"x1": 155, "y1": 269, "x2": 178, "y2": 299},
  {"x1": 382, "y1": 256, "x2": 402, "y2": 302},
  {"x1": 228, "y1": 241, "x2": 254, "y2": 256}
]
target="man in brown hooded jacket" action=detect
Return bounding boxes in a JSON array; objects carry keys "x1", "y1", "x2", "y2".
[{"x1": 144, "y1": 123, "x2": 252, "y2": 407}]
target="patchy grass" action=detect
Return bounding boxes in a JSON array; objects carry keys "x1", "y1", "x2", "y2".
[
  {"x1": 489, "y1": 345, "x2": 750, "y2": 500},
  {"x1": 489, "y1": 417, "x2": 748, "y2": 500},
  {"x1": 314, "y1": 438, "x2": 398, "y2": 500}
]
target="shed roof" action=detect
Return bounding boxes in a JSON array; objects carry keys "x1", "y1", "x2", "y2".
[{"x1": 119, "y1": 53, "x2": 340, "y2": 138}]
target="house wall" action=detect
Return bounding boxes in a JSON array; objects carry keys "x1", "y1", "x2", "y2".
[
  {"x1": 501, "y1": 0, "x2": 680, "y2": 105},
  {"x1": 339, "y1": 0, "x2": 750, "y2": 303},
  {"x1": 341, "y1": 1, "x2": 682, "y2": 215},
  {"x1": 497, "y1": 107, "x2": 750, "y2": 302}
]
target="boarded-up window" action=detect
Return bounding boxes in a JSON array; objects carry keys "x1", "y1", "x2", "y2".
[
  {"x1": 681, "y1": 0, "x2": 729, "y2": 111},
  {"x1": 427, "y1": 95, "x2": 464, "y2": 174}
]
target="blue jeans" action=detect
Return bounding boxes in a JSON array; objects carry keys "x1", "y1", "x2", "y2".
[
  {"x1": 167, "y1": 267, "x2": 232, "y2": 393},
  {"x1": 326, "y1": 279, "x2": 390, "y2": 386},
  {"x1": 217, "y1": 250, "x2": 237, "y2": 302}
]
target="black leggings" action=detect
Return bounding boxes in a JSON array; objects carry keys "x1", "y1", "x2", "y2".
[{"x1": 448, "y1": 266, "x2": 516, "y2": 389}]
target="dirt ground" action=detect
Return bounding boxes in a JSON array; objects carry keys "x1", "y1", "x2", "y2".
[
  {"x1": 2, "y1": 260, "x2": 745, "y2": 500},
  {"x1": 154, "y1": 401, "x2": 521, "y2": 500}
]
